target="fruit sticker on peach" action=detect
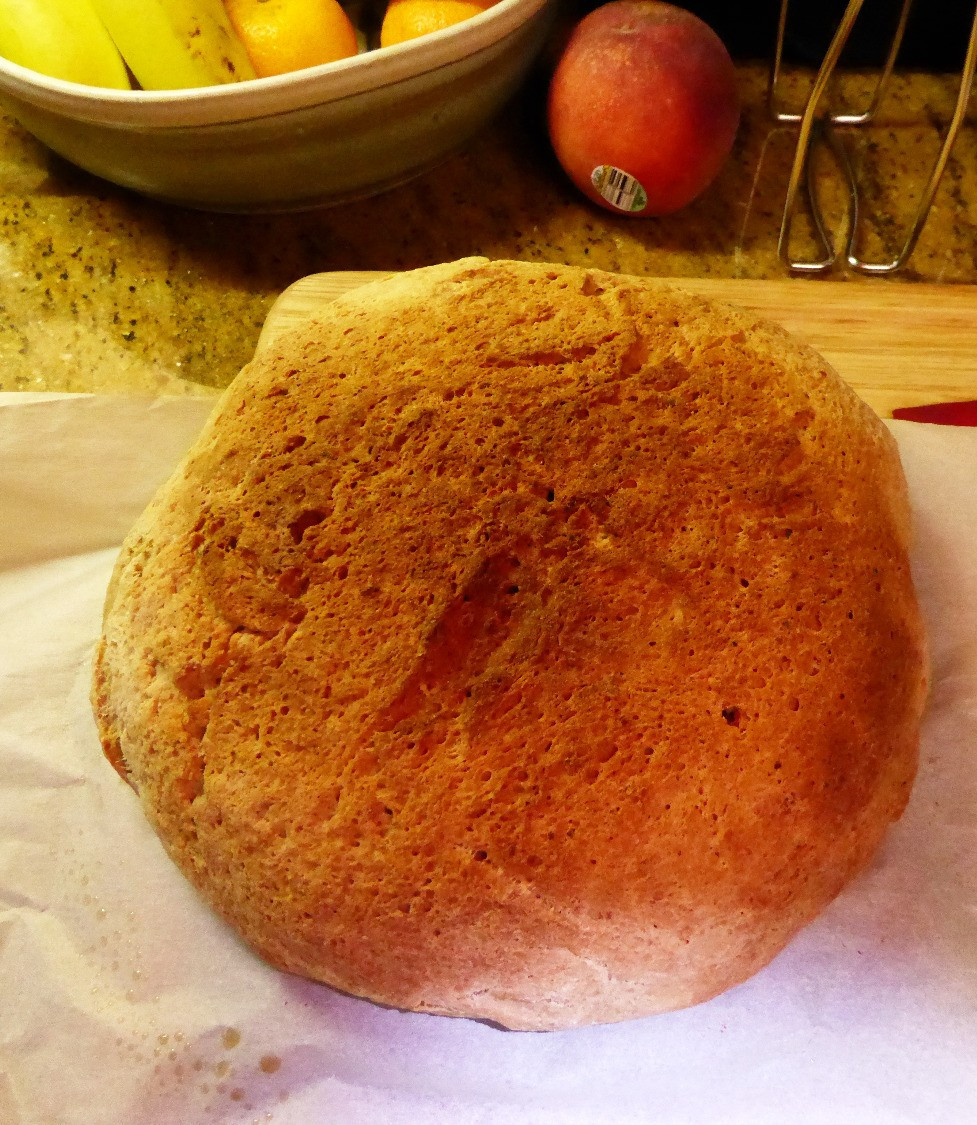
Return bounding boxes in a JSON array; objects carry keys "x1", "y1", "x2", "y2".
[{"x1": 590, "y1": 165, "x2": 648, "y2": 213}]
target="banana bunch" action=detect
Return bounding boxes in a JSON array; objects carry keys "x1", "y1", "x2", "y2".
[
  {"x1": 90, "y1": 0, "x2": 256, "y2": 89},
  {"x1": 0, "y1": 0, "x2": 257, "y2": 90},
  {"x1": 0, "y1": 0, "x2": 130, "y2": 88}
]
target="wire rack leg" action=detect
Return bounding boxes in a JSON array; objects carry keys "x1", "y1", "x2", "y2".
[
  {"x1": 846, "y1": 3, "x2": 977, "y2": 274},
  {"x1": 776, "y1": 0, "x2": 867, "y2": 272}
]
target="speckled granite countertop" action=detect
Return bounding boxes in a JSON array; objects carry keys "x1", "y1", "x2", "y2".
[{"x1": 1, "y1": 62, "x2": 974, "y2": 395}]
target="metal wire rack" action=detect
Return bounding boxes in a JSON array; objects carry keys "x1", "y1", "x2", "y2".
[{"x1": 770, "y1": 0, "x2": 977, "y2": 274}]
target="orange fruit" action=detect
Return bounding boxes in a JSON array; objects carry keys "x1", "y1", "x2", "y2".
[
  {"x1": 225, "y1": 0, "x2": 359, "y2": 78},
  {"x1": 379, "y1": 0, "x2": 496, "y2": 48}
]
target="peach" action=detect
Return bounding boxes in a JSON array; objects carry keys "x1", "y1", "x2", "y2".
[{"x1": 547, "y1": 1, "x2": 740, "y2": 216}]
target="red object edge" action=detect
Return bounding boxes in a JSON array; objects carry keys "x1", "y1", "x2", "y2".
[{"x1": 890, "y1": 400, "x2": 977, "y2": 426}]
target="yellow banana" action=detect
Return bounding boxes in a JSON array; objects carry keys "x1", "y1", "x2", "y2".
[
  {"x1": 0, "y1": 0, "x2": 130, "y2": 88},
  {"x1": 90, "y1": 0, "x2": 257, "y2": 90}
]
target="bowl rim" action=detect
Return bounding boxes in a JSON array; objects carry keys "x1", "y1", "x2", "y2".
[{"x1": 0, "y1": 0, "x2": 551, "y2": 128}]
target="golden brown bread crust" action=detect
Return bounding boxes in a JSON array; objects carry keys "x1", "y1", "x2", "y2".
[{"x1": 92, "y1": 258, "x2": 928, "y2": 1030}]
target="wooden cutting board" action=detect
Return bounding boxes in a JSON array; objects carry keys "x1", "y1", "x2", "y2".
[{"x1": 258, "y1": 272, "x2": 977, "y2": 418}]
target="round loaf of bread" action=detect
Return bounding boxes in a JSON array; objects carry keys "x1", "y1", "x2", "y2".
[{"x1": 92, "y1": 258, "x2": 928, "y2": 1030}]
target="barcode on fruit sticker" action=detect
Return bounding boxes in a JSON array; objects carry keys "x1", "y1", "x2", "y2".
[{"x1": 591, "y1": 165, "x2": 648, "y2": 213}]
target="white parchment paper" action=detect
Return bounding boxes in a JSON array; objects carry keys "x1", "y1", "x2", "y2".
[{"x1": 1, "y1": 392, "x2": 975, "y2": 1125}]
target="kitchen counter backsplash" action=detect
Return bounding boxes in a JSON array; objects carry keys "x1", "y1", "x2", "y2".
[{"x1": 1, "y1": 64, "x2": 974, "y2": 395}]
